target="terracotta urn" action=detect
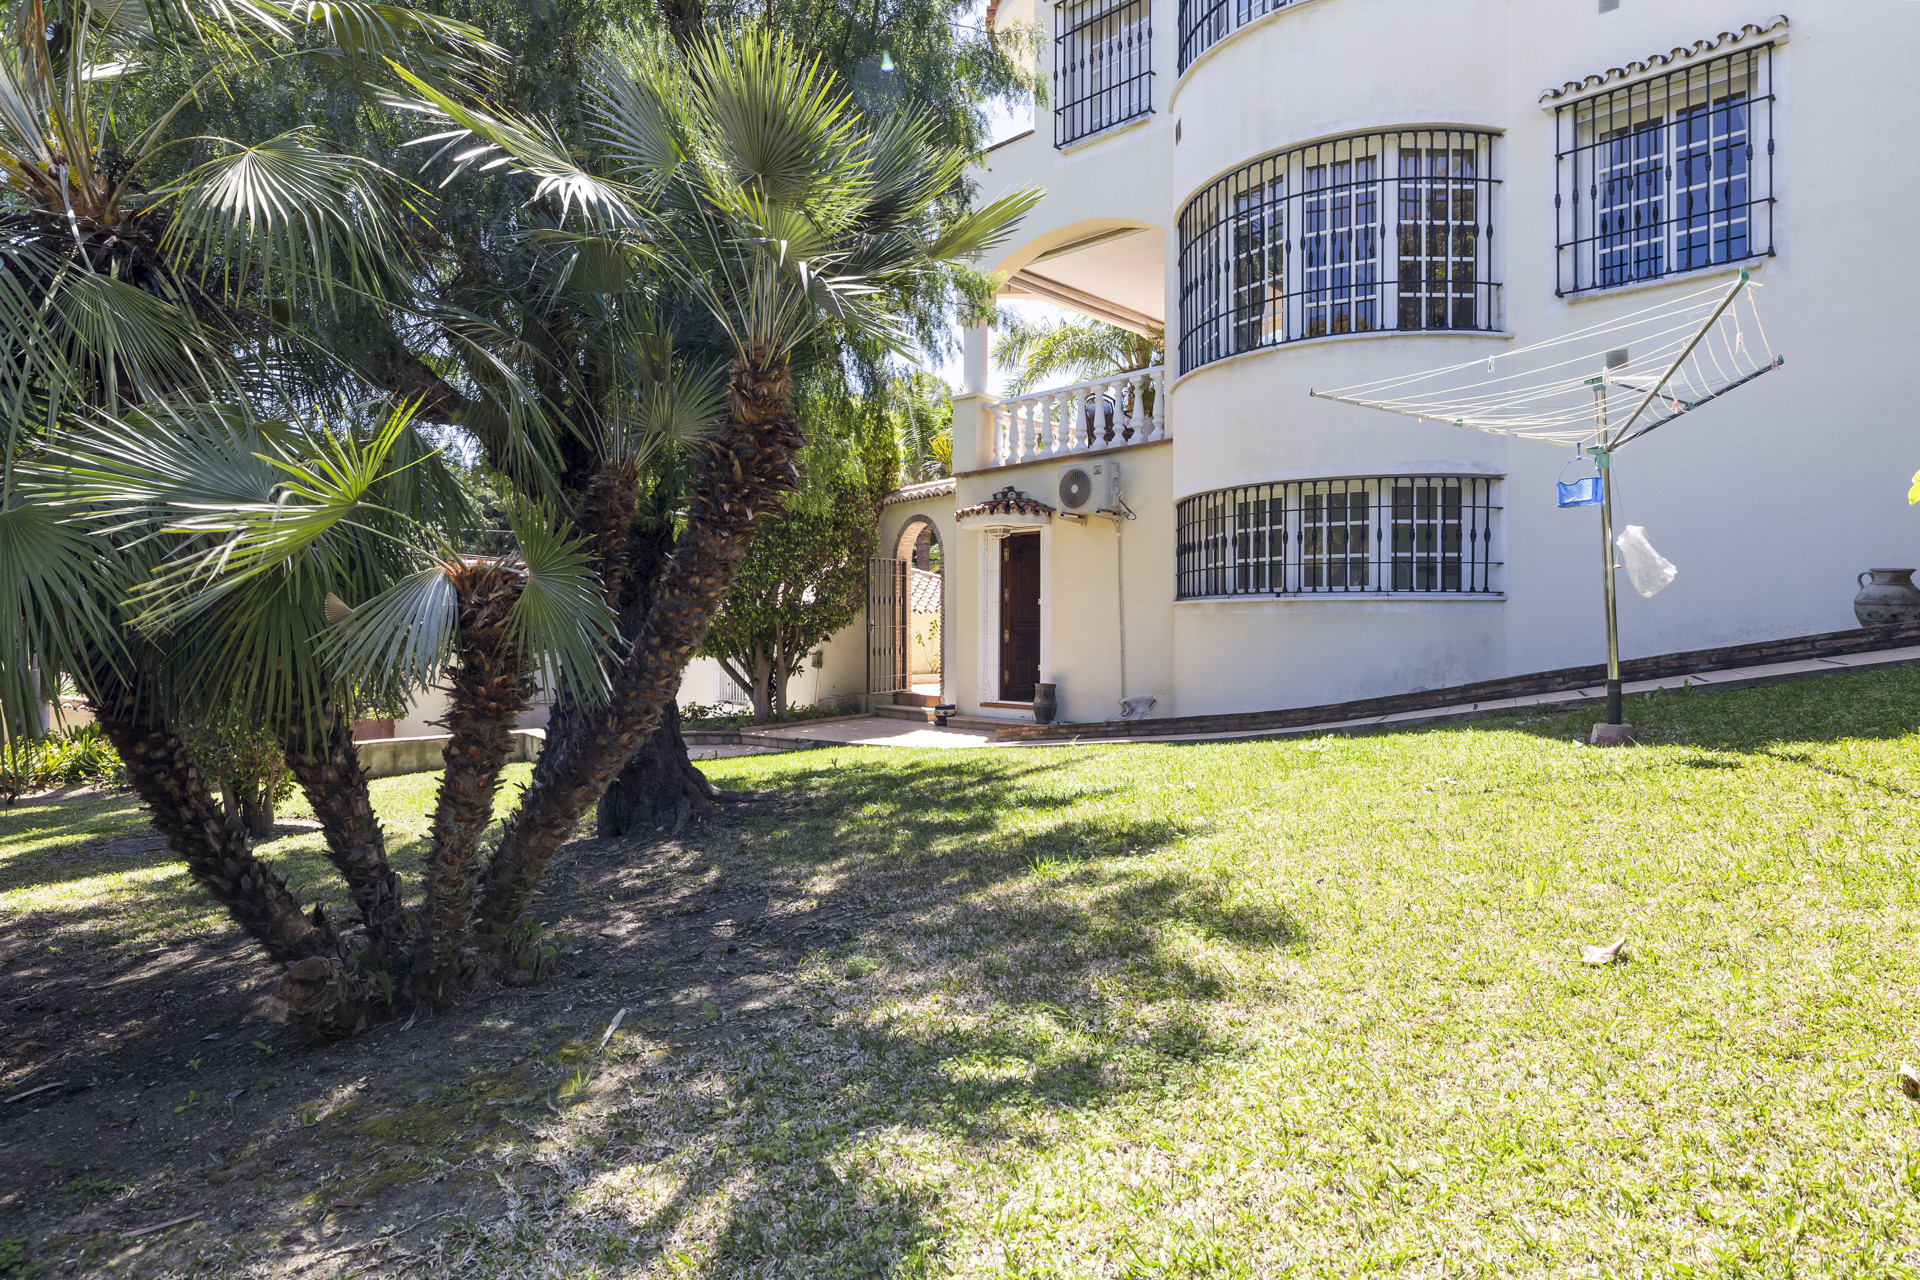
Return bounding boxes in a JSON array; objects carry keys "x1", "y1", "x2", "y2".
[
  {"x1": 1853, "y1": 568, "x2": 1920, "y2": 627},
  {"x1": 1032, "y1": 683, "x2": 1059, "y2": 725}
]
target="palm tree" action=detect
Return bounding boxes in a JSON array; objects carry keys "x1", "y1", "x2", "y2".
[
  {"x1": 385, "y1": 24, "x2": 1039, "y2": 951},
  {"x1": 46, "y1": 400, "x2": 620, "y2": 1025},
  {"x1": 892, "y1": 371, "x2": 954, "y2": 483},
  {"x1": 5, "y1": 23, "x2": 1034, "y2": 1034},
  {"x1": 0, "y1": 0, "x2": 501, "y2": 741},
  {"x1": 993, "y1": 312, "x2": 1163, "y2": 396}
]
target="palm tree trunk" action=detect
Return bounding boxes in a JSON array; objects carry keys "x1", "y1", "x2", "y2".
[
  {"x1": 472, "y1": 353, "x2": 801, "y2": 959},
  {"x1": 579, "y1": 490, "x2": 722, "y2": 842},
  {"x1": 580, "y1": 459, "x2": 641, "y2": 607},
  {"x1": 285, "y1": 716, "x2": 411, "y2": 975},
  {"x1": 595, "y1": 698, "x2": 718, "y2": 838},
  {"x1": 416, "y1": 565, "x2": 534, "y2": 1003},
  {"x1": 95, "y1": 697, "x2": 379, "y2": 1037}
]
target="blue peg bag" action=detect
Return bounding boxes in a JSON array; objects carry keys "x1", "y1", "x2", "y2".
[{"x1": 1557, "y1": 453, "x2": 1604, "y2": 508}]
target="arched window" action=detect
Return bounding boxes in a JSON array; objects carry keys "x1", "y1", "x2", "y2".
[
  {"x1": 1178, "y1": 131, "x2": 1501, "y2": 372},
  {"x1": 1175, "y1": 476, "x2": 1501, "y2": 599}
]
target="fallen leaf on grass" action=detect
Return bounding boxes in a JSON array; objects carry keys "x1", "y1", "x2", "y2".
[
  {"x1": 1899, "y1": 1065, "x2": 1920, "y2": 1099},
  {"x1": 1580, "y1": 935, "x2": 1628, "y2": 965},
  {"x1": 598, "y1": 1007, "x2": 628, "y2": 1053}
]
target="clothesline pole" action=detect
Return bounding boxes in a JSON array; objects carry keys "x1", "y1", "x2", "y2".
[{"x1": 1591, "y1": 379, "x2": 1623, "y2": 726}]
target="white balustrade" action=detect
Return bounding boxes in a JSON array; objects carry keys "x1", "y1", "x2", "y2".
[{"x1": 989, "y1": 366, "x2": 1167, "y2": 469}]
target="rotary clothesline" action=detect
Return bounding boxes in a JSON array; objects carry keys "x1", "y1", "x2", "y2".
[
  {"x1": 1308, "y1": 275, "x2": 1782, "y2": 449},
  {"x1": 1307, "y1": 270, "x2": 1788, "y2": 732}
]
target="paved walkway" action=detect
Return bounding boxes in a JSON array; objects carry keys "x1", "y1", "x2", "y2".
[
  {"x1": 733, "y1": 718, "x2": 992, "y2": 751},
  {"x1": 719, "y1": 643, "x2": 1920, "y2": 752}
]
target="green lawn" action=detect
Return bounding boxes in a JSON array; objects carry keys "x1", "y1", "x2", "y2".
[
  {"x1": 0, "y1": 765, "x2": 535, "y2": 955},
  {"x1": 8, "y1": 671, "x2": 1920, "y2": 1276}
]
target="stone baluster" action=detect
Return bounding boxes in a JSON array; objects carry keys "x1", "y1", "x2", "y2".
[
  {"x1": 1147, "y1": 368, "x2": 1166, "y2": 441},
  {"x1": 994, "y1": 403, "x2": 1009, "y2": 465}
]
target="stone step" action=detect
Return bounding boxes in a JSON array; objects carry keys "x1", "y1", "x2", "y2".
[{"x1": 893, "y1": 691, "x2": 942, "y2": 708}]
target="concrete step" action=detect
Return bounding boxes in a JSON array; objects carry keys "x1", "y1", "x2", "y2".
[{"x1": 893, "y1": 691, "x2": 943, "y2": 708}]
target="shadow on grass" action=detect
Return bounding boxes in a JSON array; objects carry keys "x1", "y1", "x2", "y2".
[
  {"x1": 460, "y1": 751, "x2": 1304, "y2": 1277},
  {"x1": 2, "y1": 746, "x2": 1306, "y2": 1277}
]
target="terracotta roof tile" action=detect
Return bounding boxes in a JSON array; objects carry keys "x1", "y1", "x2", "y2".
[
  {"x1": 1539, "y1": 15, "x2": 1787, "y2": 103},
  {"x1": 956, "y1": 485, "x2": 1056, "y2": 522},
  {"x1": 880, "y1": 477, "x2": 956, "y2": 508}
]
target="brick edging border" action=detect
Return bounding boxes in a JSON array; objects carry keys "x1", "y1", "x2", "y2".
[{"x1": 999, "y1": 622, "x2": 1920, "y2": 743}]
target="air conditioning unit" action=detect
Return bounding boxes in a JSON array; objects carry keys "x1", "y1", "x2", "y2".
[{"x1": 1059, "y1": 461, "x2": 1120, "y2": 512}]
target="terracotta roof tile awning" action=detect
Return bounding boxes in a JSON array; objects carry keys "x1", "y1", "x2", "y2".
[
  {"x1": 881, "y1": 477, "x2": 957, "y2": 508},
  {"x1": 956, "y1": 486, "x2": 1056, "y2": 522},
  {"x1": 1538, "y1": 15, "x2": 1787, "y2": 103}
]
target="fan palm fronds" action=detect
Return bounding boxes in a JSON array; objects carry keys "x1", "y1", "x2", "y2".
[{"x1": 994, "y1": 312, "x2": 1163, "y2": 396}]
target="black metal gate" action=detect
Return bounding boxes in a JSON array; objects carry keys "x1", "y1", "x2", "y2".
[{"x1": 866, "y1": 557, "x2": 909, "y2": 698}]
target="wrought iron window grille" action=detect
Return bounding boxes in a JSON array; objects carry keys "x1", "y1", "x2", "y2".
[
  {"x1": 1174, "y1": 476, "x2": 1502, "y2": 600},
  {"x1": 1554, "y1": 45, "x2": 1776, "y2": 296},
  {"x1": 1176, "y1": 0, "x2": 1295, "y2": 72},
  {"x1": 1177, "y1": 130, "x2": 1502, "y2": 374},
  {"x1": 1055, "y1": 0, "x2": 1154, "y2": 148}
]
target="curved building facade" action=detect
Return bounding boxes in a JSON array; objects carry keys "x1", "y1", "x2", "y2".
[{"x1": 863, "y1": 1, "x2": 1914, "y2": 727}]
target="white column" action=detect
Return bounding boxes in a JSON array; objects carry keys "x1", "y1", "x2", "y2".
[
  {"x1": 951, "y1": 322, "x2": 998, "y2": 473},
  {"x1": 961, "y1": 322, "x2": 990, "y2": 396}
]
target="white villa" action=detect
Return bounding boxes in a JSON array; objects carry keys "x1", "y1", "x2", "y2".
[{"x1": 704, "y1": 1, "x2": 1920, "y2": 731}]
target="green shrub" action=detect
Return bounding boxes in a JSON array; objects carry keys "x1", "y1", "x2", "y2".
[
  {"x1": 0, "y1": 724, "x2": 122, "y2": 804},
  {"x1": 179, "y1": 713, "x2": 293, "y2": 837},
  {"x1": 0, "y1": 738, "x2": 38, "y2": 806}
]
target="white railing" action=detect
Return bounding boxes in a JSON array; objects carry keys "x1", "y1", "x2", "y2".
[{"x1": 991, "y1": 366, "x2": 1167, "y2": 468}]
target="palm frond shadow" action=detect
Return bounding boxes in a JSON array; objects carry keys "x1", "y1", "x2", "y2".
[
  {"x1": 550, "y1": 750, "x2": 1307, "y2": 1274},
  {"x1": 1, "y1": 750, "x2": 1308, "y2": 1275}
]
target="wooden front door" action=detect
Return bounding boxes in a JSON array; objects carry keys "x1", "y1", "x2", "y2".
[{"x1": 1000, "y1": 533, "x2": 1041, "y2": 702}]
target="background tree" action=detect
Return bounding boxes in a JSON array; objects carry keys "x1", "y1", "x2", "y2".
[
  {"x1": 700, "y1": 396, "x2": 898, "y2": 722},
  {"x1": 179, "y1": 714, "x2": 298, "y2": 839},
  {"x1": 891, "y1": 371, "x2": 953, "y2": 483},
  {"x1": 993, "y1": 313, "x2": 1164, "y2": 394}
]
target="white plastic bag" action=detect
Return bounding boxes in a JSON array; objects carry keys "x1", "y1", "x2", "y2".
[{"x1": 1615, "y1": 524, "x2": 1678, "y2": 598}]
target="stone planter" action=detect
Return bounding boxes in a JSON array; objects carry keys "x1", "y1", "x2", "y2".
[
  {"x1": 1854, "y1": 569, "x2": 1920, "y2": 627},
  {"x1": 1032, "y1": 683, "x2": 1058, "y2": 725}
]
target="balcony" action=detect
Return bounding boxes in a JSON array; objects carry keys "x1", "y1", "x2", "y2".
[{"x1": 987, "y1": 367, "x2": 1168, "y2": 468}]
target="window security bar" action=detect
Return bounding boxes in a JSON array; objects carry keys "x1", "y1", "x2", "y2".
[
  {"x1": 1177, "y1": 130, "x2": 1502, "y2": 374},
  {"x1": 1175, "y1": 476, "x2": 1501, "y2": 600},
  {"x1": 1176, "y1": 0, "x2": 1293, "y2": 72},
  {"x1": 1055, "y1": 0, "x2": 1154, "y2": 147},
  {"x1": 1554, "y1": 44, "x2": 1775, "y2": 296}
]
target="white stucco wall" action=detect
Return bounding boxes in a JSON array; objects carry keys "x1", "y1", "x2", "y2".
[{"x1": 922, "y1": 0, "x2": 1920, "y2": 722}]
